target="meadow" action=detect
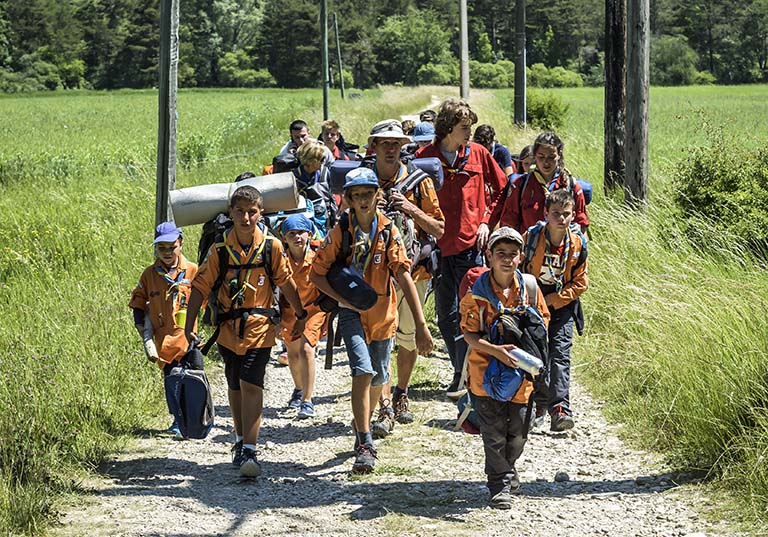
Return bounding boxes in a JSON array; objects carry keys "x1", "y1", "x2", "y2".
[{"x1": 1, "y1": 83, "x2": 768, "y2": 534}]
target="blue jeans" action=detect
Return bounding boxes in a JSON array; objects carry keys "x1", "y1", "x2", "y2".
[
  {"x1": 339, "y1": 308, "x2": 392, "y2": 386},
  {"x1": 434, "y1": 247, "x2": 479, "y2": 376},
  {"x1": 533, "y1": 306, "x2": 574, "y2": 415}
]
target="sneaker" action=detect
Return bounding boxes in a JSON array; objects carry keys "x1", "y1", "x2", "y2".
[
  {"x1": 287, "y1": 388, "x2": 303, "y2": 409},
  {"x1": 231, "y1": 440, "x2": 244, "y2": 467},
  {"x1": 393, "y1": 392, "x2": 414, "y2": 424},
  {"x1": 509, "y1": 467, "x2": 521, "y2": 492},
  {"x1": 489, "y1": 490, "x2": 513, "y2": 510},
  {"x1": 352, "y1": 443, "x2": 377, "y2": 474},
  {"x1": 530, "y1": 406, "x2": 547, "y2": 432},
  {"x1": 550, "y1": 405, "x2": 575, "y2": 432},
  {"x1": 446, "y1": 375, "x2": 467, "y2": 400},
  {"x1": 240, "y1": 447, "x2": 262, "y2": 478},
  {"x1": 371, "y1": 400, "x2": 395, "y2": 439},
  {"x1": 167, "y1": 421, "x2": 184, "y2": 440},
  {"x1": 296, "y1": 401, "x2": 315, "y2": 419},
  {"x1": 276, "y1": 351, "x2": 289, "y2": 366}
]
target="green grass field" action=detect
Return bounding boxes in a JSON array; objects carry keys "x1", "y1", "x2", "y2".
[{"x1": 2, "y1": 83, "x2": 768, "y2": 534}]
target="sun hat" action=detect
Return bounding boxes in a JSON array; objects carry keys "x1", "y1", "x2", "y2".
[
  {"x1": 487, "y1": 227, "x2": 524, "y2": 250},
  {"x1": 367, "y1": 119, "x2": 412, "y2": 147},
  {"x1": 153, "y1": 222, "x2": 183, "y2": 244},
  {"x1": 412, "y1": 121, "x2": 436, "y2": 143}
]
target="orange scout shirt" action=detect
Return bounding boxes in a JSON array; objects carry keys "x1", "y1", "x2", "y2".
[
  {"x1": 280, "y1": 246, "x2": 328, "y2": 346},
  {"x1": 193, "y1": 226, "x2": 293, "y2": 354},
  {"x1": 459, "y1": 273, "x2": 550, "y2": 404},
  {"x1": 129, "y1": 254, "x2": 198, "y2": 368},
  {"x1": 380, "y1": 163, "x2": 445, "y2": 283},
  {"x1": 311, "y1": 211, "x2": 411, "y2": 342},
  {"x1": 521, "y1": 227, "x2": 588, "y2": 311}
]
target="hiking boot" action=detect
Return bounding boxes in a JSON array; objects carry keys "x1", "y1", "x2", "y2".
[
  {"x1": 393, "y1": 392, "x2": 414, "y2": 424},
  {"x1": 296, "y1": 401, "x2": 315, "y2": 420},
  {"x1": 239, "y1": 447, "x2": 262, "y2": 478},
  {"x1": 371, "y1": 400, "x2": 395, "y2": 439},
  {"x1": 352, "y1": 443, "x2": 377, "y2": 474},
  {"x1": 489, "y1": 490, "x2": 513, "y2": 510},
  {"x1": 287, "y1": 388, "x2": 303, "y2": 409},
  {"x1": 231, "y1": 440, "x2": 244, "y2": 467},
  {"x1": 550, "y1": 405, "x2": 575, "y2": 432}
]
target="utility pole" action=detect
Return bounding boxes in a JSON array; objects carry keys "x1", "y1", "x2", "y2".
[
  {"x1": 320, "y1": 0, "x2": 330, "y2": 120},
  {"x1": 459, "y1": 0, "x2": 470, "y2": 99},
  {"x1": 513, "y1": 0, "x2": 526, "y2": 126},
  {"x1": 604, "y1": 0, "x2": 626, "y2": 192},
  {"x1": 333, "y1": 13, "x2": 345, "y2": 99},
  {"x1": 626, "y1": 0, "x2": 649, "y2": 205},
  {"x1": 156, "y1": 0, "x2": 179, "y2": 226}
]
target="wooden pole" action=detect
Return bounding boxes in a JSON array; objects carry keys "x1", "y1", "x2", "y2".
[
  {"x1": 513, "y1": 0, "x2": 526, "y2": 126},
  {"x1": 604, "y1": 0, "x2": 626, "y2": 192},
  {"x1": 625, "y1": 0, "x2": 649, "y2": 205},
  {"x1": 320, "y1": 0, "x2": 330, "y2": 120},
  {"x1": 333, "y1": 13, "x2": 345, "y2": 99},
  {"x1": 156, "y1": 0, "x2": 179, "y2": 226},
  {"x1": 459, "y1": 0, "x2": 470, "y2": 99}
]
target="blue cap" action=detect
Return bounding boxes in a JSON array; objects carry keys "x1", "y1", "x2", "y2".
[
  {"x1": 281, "y1": 214, "x2": 314, "y2": 234},
  {"x1": 412, "y1": 121, "x2": 435, "y2": 142},
  {"x1": 343, "y1": 167, "x2": 380, "y2": 190},
  {"x1": 153, "y1": 221, "x2": 182, "y2": 244}
]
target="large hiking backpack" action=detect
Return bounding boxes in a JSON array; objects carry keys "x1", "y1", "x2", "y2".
[
  {"x1": 513, "y1": 171, "x2": 593, "y2": 217},
  {"x1": 201, "y1": 225, "x2": 279, "y2": 355},
  {"x1": 164, "y1": 343, "x2": 214, "y2": 439}
]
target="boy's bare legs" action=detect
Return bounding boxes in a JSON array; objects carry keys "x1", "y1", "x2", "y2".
[
  {"x1": 299, "y1": 337, "x2": 316, "y2": 403},
  {"x1": 286, "y1": 338, "x2": 303, "y2": 392},
  {"x1": 351, "y1": 374, "x2": 373, "y2": 433},
  {"x1": 228, "y1": 389, "x2": 242, "y2": 436},
  {"x1": 239, "y1": 380, "x2": 263, "y2": 444},
  {"x1": 396, "y1": 348, "x2": 417, "y2": 391}
]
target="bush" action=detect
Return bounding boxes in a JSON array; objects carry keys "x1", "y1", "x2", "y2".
[
  {"x1": 674, "y1": 130, "x2": 768, "y2": 256},
  {"x1": 651, "y1": 34, "x2": 699, "y2": 86},
  {"x1": 416, "y1": 62, "x2": 458, "y2": 85},
  {"x1": 527, "y1": 63, "x2": 583, "y2": 88},
  {"x1": 219, "y1": 51, "x2": 275, "y2": 88},
  {"x1": 525, "y1": 90, "x2": 570, "y2": 130},
  {"x1": 693, "y1": 70, "x2": 716, "y2": 85}
]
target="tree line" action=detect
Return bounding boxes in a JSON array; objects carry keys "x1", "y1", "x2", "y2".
[{"x1": 0, "y1": 0, "x2": 765, "y2": 92}]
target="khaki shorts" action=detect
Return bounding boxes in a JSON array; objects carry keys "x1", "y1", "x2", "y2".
[{"x1": 395, "y1": 279, "x2": 430, "y2": 352}]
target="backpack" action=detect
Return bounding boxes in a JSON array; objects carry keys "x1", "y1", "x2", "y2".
[
  {"x1": 164, "y1": 343, "x2": 214, "y2": 439},
  {"x1": 522, "y1": 221, "x2": 587, "y2": 335},
  {"x1": 200, "y1": 225, "x2": 279, "y2": 355},
  {"x1": 514, "y1": 171, "x2": 592, "y2": 221}
]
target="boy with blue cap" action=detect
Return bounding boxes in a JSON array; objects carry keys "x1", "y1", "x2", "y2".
[
  {"x1": 310, "y1": 167, "x2": 434, "y2": 474},
  {"x1": 129, "y1": 222, "x2": 198, "y2": 439},
  {"x1": 279, "y1": 213, "x2": 328, "y2": 419}
]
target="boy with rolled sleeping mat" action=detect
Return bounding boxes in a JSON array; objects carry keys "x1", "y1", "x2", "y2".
[
  {"x1": 459, "y1": 226, "x2": 550, "y2": 509},
  {"x1": 129, "y1": 222, "x2": 199, "y2": 440},
  {"x1": 184, "y1": 185, "x2": 307, "y2": 478},
  {"x1": 310, "y1": 167, "x2": 434, "y2": 474}
]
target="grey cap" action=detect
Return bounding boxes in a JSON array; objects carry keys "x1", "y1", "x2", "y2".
[{"x1": 487, "y1": 226, "x2": 524, "y2": 250}]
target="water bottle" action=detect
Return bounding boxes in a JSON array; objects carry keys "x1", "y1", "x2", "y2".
[{"x1": 508, "y1": 348, "x2": 544, "y2": 377}]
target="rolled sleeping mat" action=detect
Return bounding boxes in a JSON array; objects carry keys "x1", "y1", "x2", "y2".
[
  {"x1": 329, "y1": 160, "x2": 363, "y2": 194},
  {"x1": 170, "y1": 172, "x2": 298, "y2": 227}
]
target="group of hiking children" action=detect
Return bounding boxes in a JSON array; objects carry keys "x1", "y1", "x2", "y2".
[{"x1": 129, "y1": 97, "x2": 590, "y2": 509}]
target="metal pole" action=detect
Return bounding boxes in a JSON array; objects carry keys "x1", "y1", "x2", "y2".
[
  {"x1": 334, "y1": 13, "x2": 345, "y2": 99},
  {"x1": 320, "y1": 0, "x2": 330, "y2": 119},
  {"x1": 626, "y1": 0, "x2": 649, "y2": 205},
  {"x1": 459, "y1": 0, "x2": 470, "y2": 99},
  {"x1": 513, "y1": 0, "x2": 526, "y2": 126},
  {"x1": 156, "y1": 0, "x2": 179, "y2": 226}
]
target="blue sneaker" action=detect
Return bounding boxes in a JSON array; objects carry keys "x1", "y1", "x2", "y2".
[
  {"x1": 167, "y1": 421, "x2": 184, "y2": 440},
  {"x1": 288, "y1": 388, "x2": 303, "y2": 409},
  {"x1": 296, "y1": 401, "x2": 315, "y2": 420}
]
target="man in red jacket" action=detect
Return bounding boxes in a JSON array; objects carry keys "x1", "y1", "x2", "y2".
[{"x1": 415, "y1": 98, "x2": 508, "y2": 398}]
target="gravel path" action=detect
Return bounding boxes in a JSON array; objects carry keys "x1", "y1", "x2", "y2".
[{"x1": 53, "y1": 339, "x2": 737, "y2": 537}]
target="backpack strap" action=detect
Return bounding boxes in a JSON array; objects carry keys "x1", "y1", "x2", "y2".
[{"x1": 522, "y1": 221, "x2": 544, "y2": 275}]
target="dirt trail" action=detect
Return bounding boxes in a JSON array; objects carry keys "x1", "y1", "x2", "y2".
[{"x1": 52, "y1": 338, "x2": 736, "y2": 537}]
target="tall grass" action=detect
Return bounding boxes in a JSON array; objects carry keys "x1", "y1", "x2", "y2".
[{"x1": 0, "y1": 86, "x2": 439, "y2": 534}]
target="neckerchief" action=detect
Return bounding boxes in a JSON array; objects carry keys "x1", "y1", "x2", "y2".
[
  {"x1": 155, "y1": 264, "x2": 187, "y2": 304},
  {"x1": 351, "y1": 212, "x2": 379, "y2": 274},
  {"x1": 444, "y1": 144, "x2": 471, "y2": 176},
  {"x1": 222, "y1": 227, "x2": 267, "y2": 302},
  {"x1": 544, "y1": 227, "x2": 570, "y2": 292}
]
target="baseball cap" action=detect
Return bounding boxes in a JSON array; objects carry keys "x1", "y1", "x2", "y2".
[
  {"x1": 487, "y1": 227, "x2": 524, "y2": 250},
  {"x1": 343, "y1": 167, "x2": 380, "y2": 190},
  {"x1": 367, "y1": 119, "x2": 411, "y2": 147},
  {"x1": 412, "y1": 121, "x2": 436, "y2": 143},
  {"x1": 153, "y1": 222, "x2": 183, "y2": 244}
]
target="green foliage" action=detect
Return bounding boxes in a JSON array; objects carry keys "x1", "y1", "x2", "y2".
[
  {"x1": 528, "y1": 63, "x2": 584, "y2": 88},
  {"x1": 651, "y1": 34, "x2": 700, "y2": 86},
  {"x1": 416, "y1": 62, "x2": 457, "y2": 85},
  {"x1": 674, "y1": 130, "x2": 768, "y2": 255},
  {"x1": 525, "y1": 90, "x2": 570, "y2": 130},
  {"x1": 469, "y1": 60, "x2": 513, "y2": 88},
  {"x1": 219, "y1": 51, "x2": 275, "y2": 88}
]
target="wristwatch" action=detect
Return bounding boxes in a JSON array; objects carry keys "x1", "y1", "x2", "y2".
[{"x1": 295, "y1": 309, "x2": 308, "y2": 321}]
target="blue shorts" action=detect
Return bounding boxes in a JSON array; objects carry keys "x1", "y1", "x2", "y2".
[{"x1": 338, "y1": 308, "x2": 392, "y2": 386}]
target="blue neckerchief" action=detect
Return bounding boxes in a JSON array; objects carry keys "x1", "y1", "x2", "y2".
[{"x1": 155, "y1": 264, "x2": 187, "y2": 302}]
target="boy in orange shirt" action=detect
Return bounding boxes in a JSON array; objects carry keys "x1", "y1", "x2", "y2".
[
  {"x1": 184, "y1": 186, "x2": 307, "y2": 478},
  {"x1": 279, "y1": 214, "x2": 328, "y2": 419},
  {"x1": 129, "y1": 222, "x2": 198, "y2": 439},
  {"x1": 459, "y1": 226, "x2": 550, "y2": 509},
  {"x1": 310, "y1": 167, "x2": 433, "y2": 474}
]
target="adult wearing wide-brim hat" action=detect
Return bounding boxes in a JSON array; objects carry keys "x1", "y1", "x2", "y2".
[{"x1": 367, "y1": 119, "x2": 412, "y2": 148}]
